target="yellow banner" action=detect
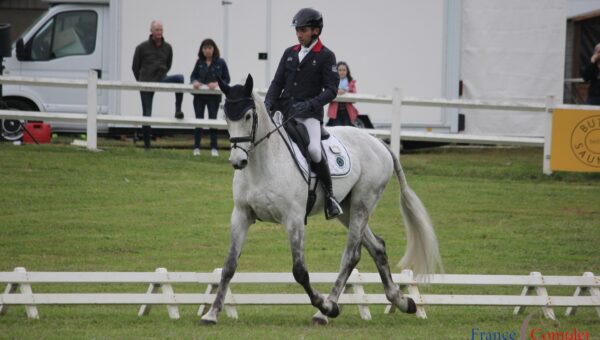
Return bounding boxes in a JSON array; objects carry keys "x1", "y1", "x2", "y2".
[{"x1": 551, "y1": 109, "x2": 600, "y2": 172}]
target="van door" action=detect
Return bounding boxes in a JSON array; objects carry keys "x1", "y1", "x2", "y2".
[{"x1": 18, "y1": 7, "x2": 107, "y2": 116}]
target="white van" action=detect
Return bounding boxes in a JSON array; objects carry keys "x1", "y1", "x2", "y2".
[
  {"x1": 2, "y1": 0, "x2": 113, "y2": 138},
  {"x1": 1, "y1": 0, "x2": 218, "y2": 140}
]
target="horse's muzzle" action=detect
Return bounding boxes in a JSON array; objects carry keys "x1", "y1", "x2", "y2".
[{"x1": 231, "y1": 159, "x2": 248, "y2": 170}]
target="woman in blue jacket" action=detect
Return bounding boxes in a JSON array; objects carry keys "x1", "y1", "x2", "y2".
[{"x1": 190, "y1": 39, "x2": 230, "y2": 156}]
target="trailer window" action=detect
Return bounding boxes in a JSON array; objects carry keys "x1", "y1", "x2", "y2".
[{"x1": 30, "y1": 10, "x2": 97, "y2": 60}]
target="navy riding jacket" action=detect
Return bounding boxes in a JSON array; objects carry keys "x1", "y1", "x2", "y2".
[{"x1": 265, "y1": 38, "x2": 339, "y2": 121}]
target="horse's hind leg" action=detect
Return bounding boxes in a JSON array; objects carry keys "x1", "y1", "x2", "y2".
[
  {"x1": 313, "y1": 199, "x2": 370, "y2": 323},
  {"x1": 361, "y1": 226, "x2": 416, "y2": 314},
  {"x1": 317, "y1": 200, "x2": 415, "y2": 318},
  {"x1": 200, "y1": 207, "x2": 252, "y2": 325},
  {"x1": 285, "y1": 218, "x2": 337, "y2": 318}
]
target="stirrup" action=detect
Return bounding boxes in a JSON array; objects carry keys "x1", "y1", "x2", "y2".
[{"x1": 325, "y1": 196, "x2": 343, "y2": 220}]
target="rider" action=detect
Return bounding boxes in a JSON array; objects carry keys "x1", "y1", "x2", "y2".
[{"x1": 264, "y1": 8, "x2": 342, "y2": 219}]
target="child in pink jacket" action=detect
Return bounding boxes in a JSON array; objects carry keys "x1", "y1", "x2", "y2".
[{"x1": 327, "y1": 61, "x2": 359, "y2": 126}]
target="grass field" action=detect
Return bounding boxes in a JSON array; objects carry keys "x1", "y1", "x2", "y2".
[{"x1": 1, "y1": 137, "x2": 599, "y2": 339}]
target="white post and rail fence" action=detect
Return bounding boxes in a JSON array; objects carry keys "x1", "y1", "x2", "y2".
[
  {"x1": 1, "y1": 267, "x2": 598, "y2": 320},
  {"x1": 1, "y1": 71, "x2": 600, "y2": 175}
]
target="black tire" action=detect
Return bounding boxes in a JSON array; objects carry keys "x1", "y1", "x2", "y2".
[
  {"x1": 1, "y1": 99, "x2": 38, "y2": 141},
  {"x1": 353, "y1": 118, "x2": 366, "y2": 129}
]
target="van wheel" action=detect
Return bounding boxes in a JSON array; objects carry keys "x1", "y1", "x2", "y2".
[
  {"x1": 353, "y1": 119, "x2": 366, "y2": 129},
  {"x1": 1, "y1": 99, "x2": 38, "y2": 141}
]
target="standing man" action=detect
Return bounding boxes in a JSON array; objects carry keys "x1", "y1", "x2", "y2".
[
  {"x1": 132, "y1": 20, "x2": 184, "y2": 149},
  {"x1": 265, "y1": 8, "x2": 342, "y2": 219},
  {"x1": 583, "y1": 43, "x2": 600, "y2": 105}
]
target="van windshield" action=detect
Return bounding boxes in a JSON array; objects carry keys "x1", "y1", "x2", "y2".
[{"x1": 12, "y1": 8, "x2": 50, "y2": 48}]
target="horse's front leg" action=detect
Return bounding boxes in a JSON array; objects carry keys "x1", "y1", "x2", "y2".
[
  {"x1": 200, "y1": 206, "x2": 252, "y2": 325},
  {"x1": 285, "y1": 218, "x2": 338, "y2": 318}
]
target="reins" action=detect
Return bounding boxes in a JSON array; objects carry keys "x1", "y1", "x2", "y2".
[
  {"x1": 225, "y1": 97, "x2": 297, "y2": 155},
  {"x1": 253, "y1": 110, "x2": 297, "y2": 146}
]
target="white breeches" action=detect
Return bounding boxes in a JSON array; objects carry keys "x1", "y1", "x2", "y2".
[{"x1": 295, "y1": 117, "x2": 322, "y2": 163}]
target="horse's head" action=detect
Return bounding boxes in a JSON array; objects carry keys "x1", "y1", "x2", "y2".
[{"x1": 218, "y1": 74, "x2": 256, "y2": 170}]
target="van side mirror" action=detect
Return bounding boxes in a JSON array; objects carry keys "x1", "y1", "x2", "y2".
[{"x1": 16, "y1": 38, "x2": 29, "y2": 61}]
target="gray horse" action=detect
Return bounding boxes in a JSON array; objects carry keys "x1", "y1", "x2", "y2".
[{"x1": 201, "y1": 75, "x2": 442, "y2": 325}]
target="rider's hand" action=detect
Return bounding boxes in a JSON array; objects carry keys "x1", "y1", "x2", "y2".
[
  {"x1": 293, "y1": 101, "x2": 311, "y2": 115},
  {"x1": 264, "y1": 100, "x2": 273, "y2": 113}
]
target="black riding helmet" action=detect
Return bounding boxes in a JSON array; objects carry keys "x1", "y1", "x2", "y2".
[{"x1": 292, "y1": 8, "x2": 323, "y2": 36}]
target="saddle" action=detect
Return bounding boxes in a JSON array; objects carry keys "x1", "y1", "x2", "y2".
[
  {"x1": 283, "y1": 119, "x2": 330, "y2": 161},
  {"x1": 273, "y1": 111, "x2": 351, "y2": 183}
]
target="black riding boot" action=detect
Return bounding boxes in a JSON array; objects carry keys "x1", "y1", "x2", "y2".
[{"x1": 312, "y1": 158, "x2": 343, "y2": 219}]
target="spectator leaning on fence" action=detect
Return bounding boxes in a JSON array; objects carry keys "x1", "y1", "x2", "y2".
[
  {"x1": 327, "y1": 61, "x2": 359, "y2": 126},
  {"x1": 132, "y1": 20, "x2": 185, "y2": 150},
  {"x1": 190, "y1": 38, "x2": 230, "y2": 157},
  {"x1": 582, "y1": 42, "x2": 600, "y2": 105}
]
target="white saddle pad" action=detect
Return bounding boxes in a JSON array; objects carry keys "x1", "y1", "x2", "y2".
[{"x1": 273, "y1": 112, "x2": 352, "y2": 182}]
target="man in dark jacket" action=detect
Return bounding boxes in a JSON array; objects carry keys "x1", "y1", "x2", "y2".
[
  {"x1": 132, "y1": 20, "x2": 184, "y2": 149},
  {"x1": 265, "y1": 8, "x2": 342, "y2": 219},
  {"x1": 583, "y1": 43, "x2": 600, "y2": 105}
]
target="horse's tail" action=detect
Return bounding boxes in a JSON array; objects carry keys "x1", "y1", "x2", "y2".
[{"x1": 380, "y1": 140, "x2": 443, "y2": 277}]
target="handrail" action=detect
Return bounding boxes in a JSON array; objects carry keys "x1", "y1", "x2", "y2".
[{"x1": 0, "y1": 73, "x2": 556, "y2": 173}]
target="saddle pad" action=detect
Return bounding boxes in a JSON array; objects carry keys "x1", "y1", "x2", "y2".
[
  {"x1": 288, "y1": 133, "x2": 351, "y2": 180},
  {"x1": 273, "y1": 112, "x2": 351, "y2": 182}
]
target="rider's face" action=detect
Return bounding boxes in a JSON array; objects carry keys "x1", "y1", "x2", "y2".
[{"x1": 295, "y1": 27, "x2": 318, "y2": 47}]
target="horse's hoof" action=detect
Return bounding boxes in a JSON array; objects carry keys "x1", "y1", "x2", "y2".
[
  {"x1": 406, "y1": 297, "x2": 417, "y2": 314},
  {"x1": 199, "y1": 316, "x2": 217, "y2": 326},
  {"x1": 310, "y1": 315, "x2": 328, "y2": 326},
  {"x1": 325, "y1": 301, "x2": 340, "y2": 318},
  {"x1": 199, "y1": 319, "x2": 217, "y2": 326}
]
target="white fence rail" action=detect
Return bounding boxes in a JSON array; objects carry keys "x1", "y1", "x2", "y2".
[
  {"x1": 1, "y1": 267, "x2": 598, "y2": 321},
  {"x1": 0, "y1": 72, "x2": 573, "y2": 173}
]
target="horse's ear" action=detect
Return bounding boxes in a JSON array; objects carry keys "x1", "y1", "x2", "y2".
[
  {"x1": 244, "y1": 74, "x2": 253, "y2": 96},
  {"x1": 217, "y1": 77, "x2": 231, "y2": 97}
]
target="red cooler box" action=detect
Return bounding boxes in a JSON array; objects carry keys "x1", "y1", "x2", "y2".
[{"x1": 23, "y1": 122, "x2": 52, "y2": 144}]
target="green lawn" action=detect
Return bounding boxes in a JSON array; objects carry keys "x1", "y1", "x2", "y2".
[{"x1": 1, "y1": 138, "x2": 599, "y2": 339}]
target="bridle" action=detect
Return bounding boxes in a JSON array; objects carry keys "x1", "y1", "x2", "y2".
[
  {"x1": 225, "y1": 97, "x2": 258, "y2": 157},
  {"x1": 224, "y1": 96, "x2": 296, "y2": 157}
]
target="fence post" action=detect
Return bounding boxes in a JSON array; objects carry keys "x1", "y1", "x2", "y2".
[
  {"x1": 138, "y1": 267, "x2": 180, "y2": 320},
  {"x1": 86, "y1": 70, "x2": 98, "y2": 151},
  {"x1": 542, "y1": 95, "x2": 554, "y2": 175},
  {"x1": 0, "y1": 267, "x2": 39, "y2": 319},
  {"x1": 348, "y1": 269, "x2": 372, "y2": 320},
  {"x1": 565, "y1": 272, "x2": 600, "y2": 317},
  {"x1": 391, "y1": 88, "x2": 402, "y2": 158},
  {"x1": 513, "y1": 271, "x2": 555, "y2": 320}
]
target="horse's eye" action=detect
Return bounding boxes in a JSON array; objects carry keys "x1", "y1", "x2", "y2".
[{"x1": 245, "y1": 113, "x2": 251, "y2": 121}]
